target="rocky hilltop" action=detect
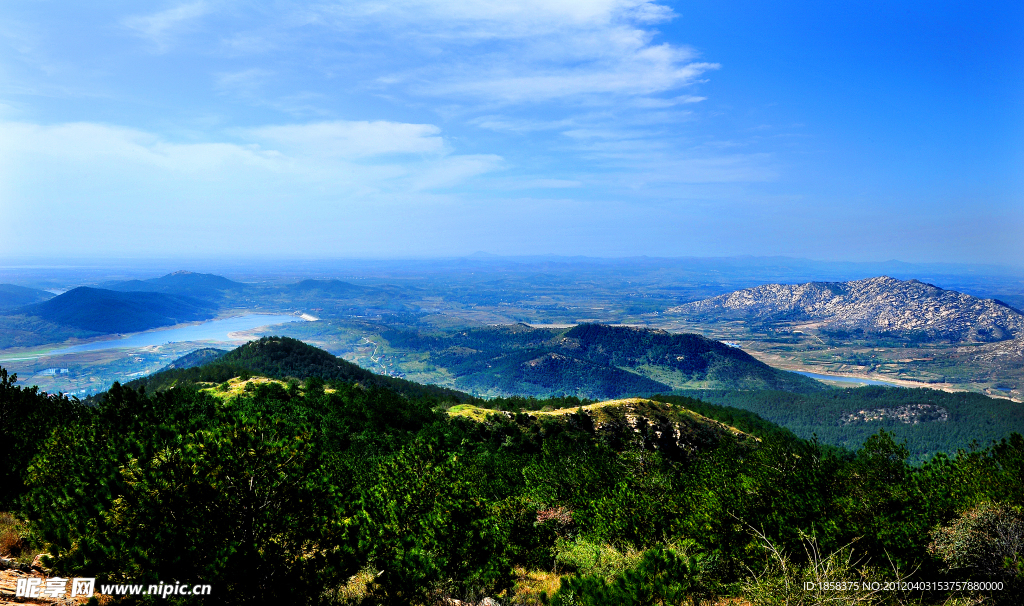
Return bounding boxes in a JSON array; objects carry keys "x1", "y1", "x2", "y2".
[{"x1": 669, "y1": 276, "x2": 1024, "y2": 343}]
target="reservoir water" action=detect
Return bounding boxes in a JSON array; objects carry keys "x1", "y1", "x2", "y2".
[
  {"x1": 46, "y1": 314, "x2": 305, "y2": 355},
  {"x1": 793, "y1": 370, "x2": 901, "y2": 387}
]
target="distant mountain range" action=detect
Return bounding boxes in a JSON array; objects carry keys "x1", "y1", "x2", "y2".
[
  {"x1": 669, "y1": 276, "x2": 1024, "y2": 343},
  {"x1": 101, "y1": 271, "x2": 245, "y2": 301}
]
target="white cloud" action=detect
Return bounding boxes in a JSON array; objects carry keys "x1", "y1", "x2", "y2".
[
  {"x1": 410, "y1": 154, "x2": 503, "y2": 190},
  {"x1": 123, "y1": 2, "x2": 209, "y2": 51},
  {"x1": 503, "y1": 178, "x2": 583, "y2": 189},
  {"x1": 311, "y1": 0, "x2": 710, "y2": 104},
  {"x1": 242, "y1": 120, "x2": 447, "y2": 158},
  {"x1": 427, "y1": 59, "x2": 717, "y2": 103},
  {"x1": 469, "y1": 115, "x2": 581, "y2": 133},
  {"x1": 325, "y1": 0, "x2": 675, "y2": 37},
  {"x1": 0, "y1": 119, "x2": 502, "y2": 228}
]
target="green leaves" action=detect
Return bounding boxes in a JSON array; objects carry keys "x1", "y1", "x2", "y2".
[
  {"x1": 550, "y1": 548, "x2": 716, "y2": 606},
  {"x1": 358, "y1": 441, "x2": 513, "y2": 604},
  {"x1": 24, "y1": 384, "x2": 358, "y2": 605}
]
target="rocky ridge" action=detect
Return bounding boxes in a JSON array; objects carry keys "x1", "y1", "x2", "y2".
[
  {"x1": 448, "y1": 398, "x2": 756, "y2": 459},
  {"x1": 669, "y1": 276, "x2": 1024, "y2": 343}
]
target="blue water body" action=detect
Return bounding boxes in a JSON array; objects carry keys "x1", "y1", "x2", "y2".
[
  {"x1": 46, "y1": 314, "x2": 305, "y2": 355},
  {"x1": 793, "y1": 371, "x2": 901, "y2": 387}
]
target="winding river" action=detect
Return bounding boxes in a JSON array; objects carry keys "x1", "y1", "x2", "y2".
[
  {"x1": 45, "y1": 314, "x2": 306, "y2": 355},
  {"x1": 793, "y1": 370, "x2": 901, "y2": 387}
]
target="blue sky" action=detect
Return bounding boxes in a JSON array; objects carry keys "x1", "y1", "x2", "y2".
[{"x1": 0, "y1": 0, "x2": 1021, "y2": 263}]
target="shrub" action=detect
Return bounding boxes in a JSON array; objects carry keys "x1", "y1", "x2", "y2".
[
  {"x1": 547, "y1": 547, "x2": 715, "y2": 606},
  {"x1": 929, "y1": 501, "x2": 1024, "y2": 592},
  {"x1": 553, "y1": 537, "x2": 642, "y2": 580},
  {"x1": 0, "y1": 512, "x2": 28, "y2": 558}
]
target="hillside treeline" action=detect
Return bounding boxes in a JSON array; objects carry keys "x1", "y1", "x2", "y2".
[
  {"x1": 690, "y1": 387, "x2": 1024, "y2": 461},
  {"x1": 1, "y1": 365, "x2": 1023, "y2": 605}
]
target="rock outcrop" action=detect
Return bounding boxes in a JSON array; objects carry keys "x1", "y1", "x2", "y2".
[{"x1": 670, "y1": 276, "x2": 1024, "y2": 342}]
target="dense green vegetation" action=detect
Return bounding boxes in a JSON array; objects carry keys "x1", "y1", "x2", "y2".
[
  {"x1": 2, "y1": 337, "x2": 1023, "y2": 605},
  {"x1": 381, "y1": 323, "x2": 823, "y2": 398},
  {"x1": 0, "y1": 368, "x2": 88, "y2": 507},
  {"x1": 684, "y1": 387, "x2": 1024, "y2": 461},
  {"x1": 474, "y1": 393, "x2": 798, "y2": 442}
]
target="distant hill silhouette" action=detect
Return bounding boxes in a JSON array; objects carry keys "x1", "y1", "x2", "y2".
[
  {"x1": 286, "y1": 279, "x2": 366, "y2": 295},
  {"x1": 0, "y1": 284, "x2": 52, "y2": 310},
  {"x1": 102, "y1": 271, "x2": 244, "y2": 301},
  {"x1": 127, "y1": 336, "x2": 472, "y2": 402},
  {"x1": 18, "y1": 287, "x2": 217, "y2": 334}
]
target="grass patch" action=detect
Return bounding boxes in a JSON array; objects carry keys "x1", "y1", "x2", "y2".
[
  {"x1": 0, "y1": 511, "x2": 45, "y2": 564},
  {"x1": 507, "y1": 567, "x2": 565, "y2": 605},
  {"x1": 198, "y1": 376, "x2": 339, "y2": 401}
]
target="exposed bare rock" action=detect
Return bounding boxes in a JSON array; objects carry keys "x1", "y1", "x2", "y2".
[
  {"x1": 669, "y1": 276, "x2": 1024, "y2": 342},
  {"x1": 841, "y1": 404, "x2": 949, "y2": 425},
  {"x1": 29, "y1": 554, "x2": 50, "y2": 572}
]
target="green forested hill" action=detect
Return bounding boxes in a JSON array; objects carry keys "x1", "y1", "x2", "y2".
[
  {"x1": 381, "y1": 323, "x2": 823, "y2": 398},
  {"x1": 450, "y1": 349, "x2": 673, "y2": 398},
  {"x1": 125, "y1": 336, "x2": 473, "y2": 402},
  {"x1": 564, "y1": 323, "x2": 822, "y2": 391}
]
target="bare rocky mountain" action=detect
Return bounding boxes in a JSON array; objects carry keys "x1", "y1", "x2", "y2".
[{"x1": 669, "y1": 276, "x2": 1024, "y2": 343}]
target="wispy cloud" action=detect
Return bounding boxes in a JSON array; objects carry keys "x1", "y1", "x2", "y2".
[
  {"x1": 308, "y1": 0, "x2": 712, "y2": 105},
  {"x1": 241, "y1": 120, "x2": 448, "y2": 158},
  {"x1": 123, "y1": 2, "x2": 209, "y2": 52},
  {"x1": 215, "y1": 68, "x2": 274, "y2": 96},
  {"x1": 0, "y1": 119, "x2": 503, "y2": 213}
]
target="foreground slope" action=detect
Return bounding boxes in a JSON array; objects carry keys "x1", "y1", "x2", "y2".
[{"x1": 670, "y1": 276, "x2": 1024, "y2": 342}]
